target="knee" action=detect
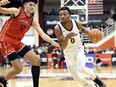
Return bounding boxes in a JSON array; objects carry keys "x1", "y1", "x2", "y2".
[
  {"x1": 31, "y1": 56, "x2": 41, "y2": 66},
  {"x1": 13, "y1": 65, "x2": 23, "y2": 74}
]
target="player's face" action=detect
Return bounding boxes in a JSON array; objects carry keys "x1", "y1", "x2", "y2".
[
  {"x1": 24, "y1": 2, "x2": 36, "y2": 14},
  {"x1": 59, "y1": 10, "x2": 71, "y2": 23}
]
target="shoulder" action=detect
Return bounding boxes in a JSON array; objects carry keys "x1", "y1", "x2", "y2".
[
  {"x1": 10, "y1": 7, "x2": 20, "y2": 14},
  {"x1": 54, "y1": 24, "x2": 62, "y2": 35},
  {"x1": 10, "y1": 7, "x2": 20, "y2": 17},
  {"x1": 54, "y1": 24, "x2": 60, "y2": 30},
  {"x1": 54, "y1": 21, "x2": 63, "y2": 30},
  {"x1": 73, "y1": 19, "x2": 82, "y2": 26},
  {"x1": 74, "y1": 20, "x2": 83, "y2": 30}
]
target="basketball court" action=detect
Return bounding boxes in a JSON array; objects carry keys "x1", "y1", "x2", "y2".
[{"x1": 0, "y1": 66, "x2": 116, "y2": 87}]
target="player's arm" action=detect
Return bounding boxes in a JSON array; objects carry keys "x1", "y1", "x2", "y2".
[
  {"x1": 76, "y1": 20, "x2": 90, "y2": 34},
  {"x1": 0, "y1": 0, "x2": 19, "y2": 16},
  {"x1": 54, "y1": 25, "x2": 68, "y2": 49},
  {"x1": 32, "y1": 18, "x2": 59, "y2": 47}
]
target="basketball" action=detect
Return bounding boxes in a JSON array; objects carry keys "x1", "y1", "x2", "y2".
[{"x1": 88, "y1": 29, "x2": 102, "y2": 43}]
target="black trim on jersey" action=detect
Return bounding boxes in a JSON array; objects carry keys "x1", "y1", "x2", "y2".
[
  {"x1": 61, "y1": 20, "x2": 73, "y2": 31},
  {"x1": 23, "y1": 7, "x2": 33, "y2": 25},
  {"x1": 74, "y1": 19, "x2": 80, "y2": 29},
  {"x1": 11, "y1": 7, "x2": 33, "y2": 26},
  {"x1": 17, "y1": 45, "x2": 31, "y2": 58},
  {"x1": 11, "y1": 7, "x2": 22, "y2": 18},
  {"x1": 7, "y1": 46, "x2": 31, "y2": 61},
  {"x1": 31, "y1": 16, "x2": 34, "y2": 26},
  {"x1": 7, "y1": 52, "x2": 19, "y2": 61}
]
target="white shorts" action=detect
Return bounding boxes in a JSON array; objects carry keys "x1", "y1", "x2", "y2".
[{"x1": 64, "y1": 46, "x2": 86, "y2": 67}]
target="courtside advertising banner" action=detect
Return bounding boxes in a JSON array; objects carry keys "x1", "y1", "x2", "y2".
[
  {"x1": 85, "y1": 54, "x2": 95, "y2": 68},
  {"x1": 44, "y1": 15, "x2": 59, "y2": 40}
]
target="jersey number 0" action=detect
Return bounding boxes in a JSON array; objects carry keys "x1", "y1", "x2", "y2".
[{"x1": 70, "y1": 38, "x2": 75, "y2": 44}]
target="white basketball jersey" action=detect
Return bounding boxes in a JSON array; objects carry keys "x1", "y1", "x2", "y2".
[{"x1": 58, "y1": 19, "x2": 82, "y2": 52}]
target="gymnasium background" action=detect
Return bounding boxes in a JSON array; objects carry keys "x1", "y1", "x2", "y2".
[{"x1": 0, "y1": 0, "x2": 116, "y2": 69}]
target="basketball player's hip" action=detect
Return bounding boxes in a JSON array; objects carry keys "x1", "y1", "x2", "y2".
[
  {"x1": 64, "y1": 45, "x2": 83, "y2": 53},
  {"x1": 0, "y1": 41, "x2": 25, "y2": 58},
  {"x1": 64, "y1": 46, "x2": 85, "y2": 66}
]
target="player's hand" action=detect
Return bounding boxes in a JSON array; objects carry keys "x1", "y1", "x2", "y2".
[
  {"x1": 51, "y1": 42, "x2": 60, "y2": 47},
  {"x1": 66, "y1": 32, "x2": 76, "y2": 39},
  {"x1": 0, "y1": 0, "x2": 10, "y2": 6}
]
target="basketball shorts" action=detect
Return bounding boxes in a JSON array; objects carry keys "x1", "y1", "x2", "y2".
[
  {"x1": 0, "y1": 41, "x2": 27, "y2": 58},
  {"x1": 64, "y1": 46, "x2": 86, "y2": 67}
]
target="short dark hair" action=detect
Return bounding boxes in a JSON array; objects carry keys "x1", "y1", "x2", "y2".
[
  {"x1": 22, "y1": 0, "x2": 38, "y2": 5},
  {"x1": 59, "y1": 7, "x2": 71, "y2": 14}
]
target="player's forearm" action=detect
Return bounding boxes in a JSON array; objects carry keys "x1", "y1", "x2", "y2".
[
  {"x1": 42, "y1": 34, "x2": 55, "y2": 45},
  {"x1": 81, "y1": 27, "x2": 90, "y2": 34},
  {"x1": 59, "y1": 38, "x2": 68, "y2": 49}
]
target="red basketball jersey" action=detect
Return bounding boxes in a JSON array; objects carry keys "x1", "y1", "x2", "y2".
[{"x1": 0, "y1": 7, "x2": 33, "y2": 45}]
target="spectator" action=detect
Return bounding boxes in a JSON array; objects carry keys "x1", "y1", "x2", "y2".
[
  {"x1": 113, "y1": 47, "x2": 116, "y2": 54},
  {"x1": 107, "y1": 17, "x2": 114, "y2": 27},
  {"x1": 110, "y1": 6, "x2": 115, "y2": 15},
  {"x1": 32, "y1": 44, "x2": 39, "y2": 55},
  {"x1": 2, "y1": 58, "x2": 12, "y2": 67},
  {"x1": 51, "y1": 48, "x2": 59, "y2": 68},
  {"x1": 95, "y1": 48, "x2": 102, "y2": 53},
  {"x1": 103, "y1": 47, "x2": 114, "y2": 54},
  {"x1": 88, "y1": 47, "x2": 94, "y2": 54},
  {"x1": 93, "y1": 56, "x2": 108, "y2": 67}
]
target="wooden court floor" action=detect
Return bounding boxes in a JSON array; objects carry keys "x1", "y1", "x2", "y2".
[{"x1": 0, "y1": 66, "x2": 116, "y2": 87}]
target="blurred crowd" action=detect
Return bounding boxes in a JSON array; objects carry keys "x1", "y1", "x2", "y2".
[
  {"x1": 0, "y1": 43, "x2": 116, "y2": 69},
  {"x1": 85, "y1": 46, "x2": 116, "y2": 54}
]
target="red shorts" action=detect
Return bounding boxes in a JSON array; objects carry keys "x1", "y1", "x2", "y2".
[{"x1": 0, "y1": 41, "x2": 25, "y2": 58}]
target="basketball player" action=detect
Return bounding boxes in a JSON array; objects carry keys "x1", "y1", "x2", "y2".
[
  {"x1": 54, "y1": 6, "x2": 106, "y2": 87},
  {"x1": 0, "y1": 0, "x2": 59, "y2": 87}
]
